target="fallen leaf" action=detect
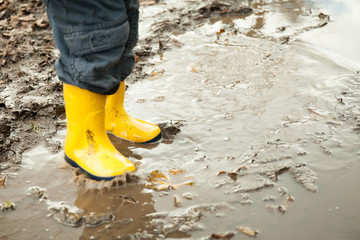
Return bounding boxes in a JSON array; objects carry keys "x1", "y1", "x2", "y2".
[
  {"x1": 147, "y1": 69, "x2": 165, "y2": 80},
  {"x1": 183, "y1": 180, "x2": 195, "y2": 186},
  {"x1": 169, "y1": 168, "x2": 186, "y2": 175},
  {"x1": 236, "y1": 166, "x2": 247, "y2": 172},
  {"x1": 146, "y1": 170, "x2": 194, "y2": 191},
  {"x1": 0, "y1": 175, "x2": 6, "y2": 188},
  {"x1": 189, "y1": 65, "x2": 199, "y2": 73},
  {"x1": 238, "y1": 226, "x2": 258, "y2": 237},
  {"x1": 149, "y1": 170, "x2": 169, "y2": 182},
  {"x1": 211, "y1": 232, "x2": 234, "y2": 239},
  {"x1": 134, "y1": 53, "x2": 139, "y2": 63}
]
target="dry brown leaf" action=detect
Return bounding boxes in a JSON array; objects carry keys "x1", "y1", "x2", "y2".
[
  {"x1": 238, "y1": 226, "x2": 258, "y2": 237},
  {"x1": 169, "y1": 168, "x2": 186, "y2": 175},
  {"x1": 146, "y1": 170, "x2": 194, "y2": 191},
  {"x1": 236, "y1": 166, "x2": 248, "y2": 172},
  {"x1": 189, "y1": 65, "x2": 199, "y2": 73},
  {"x1": 287, "y1": 195, "x2": 295, "y2": 202},
  {"x1": 0, "y1": 175, "x2": 6, "y2": 188},
  {"x1": 211, "y1": 232, "x2": 235, "y2": 239}
]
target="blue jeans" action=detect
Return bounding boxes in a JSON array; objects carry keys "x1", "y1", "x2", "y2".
[{"x1": 44, "y1": 0, "x2": 139, "y2": 94}]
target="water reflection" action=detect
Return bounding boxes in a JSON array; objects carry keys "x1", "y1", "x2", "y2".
[{"x1": 76, "y1": 184, "x2": 155, "y2": 239}]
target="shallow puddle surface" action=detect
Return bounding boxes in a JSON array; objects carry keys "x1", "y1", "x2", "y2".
[{"x1": 1, "y1": 0, "x2": 360, "y2": 239}]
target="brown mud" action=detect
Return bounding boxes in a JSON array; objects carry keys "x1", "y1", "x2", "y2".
[{"x1": 1, "y1": 0, "x2": 360, "y2": 239}]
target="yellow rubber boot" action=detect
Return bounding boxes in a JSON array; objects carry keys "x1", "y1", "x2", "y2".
[
  {"x1": 105, "y1": 81, "x2": 161, "y2": 143},
  {"x1": 63, "y1": 84, "x2": 135, "y2": 181}
]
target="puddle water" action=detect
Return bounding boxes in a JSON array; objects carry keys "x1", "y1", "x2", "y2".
[{"x1": 1, "y1": 0, "x2": 360, "y2": 239}]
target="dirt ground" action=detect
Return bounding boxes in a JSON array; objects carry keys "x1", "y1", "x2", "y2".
[{"x1": 1, "y1": 0, "x2": 360, "y2": 239}]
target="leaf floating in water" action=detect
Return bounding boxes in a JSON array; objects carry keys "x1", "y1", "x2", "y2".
[
  {"x1": 183, "y1": 180, "x2": 195, "y2": 186},
  {"x1": 147, "y1": 69, "x2": 165, "y2": 80},
  {"x1": 149, "y1": 170, "x2": 169, "y2": 181},
  {"x1": 237, "y1": 226, "x2": 258, "y2": 237},
  {"x1": 287, "y1": 195, "x2": 295, "y2": 202},
  {"x1": 146, "y1": 170, "x2": 194, "y2": 191},
  {"x1": 211, "y1": 232, "x2": 235, "y2": 239},
  {"x1": 147, "y1": 170, "x2": 172, "y2": 191},
  {"x1": 0, "y1": 176, "x2": 6, "y2": 189},
  {"x1": 134, "y1": 53, "x2": 139, "y2": 63},
  {"x1": 169, "y1": 168, "x2": 186, "y2": 175},
  {"x1": 189, "y1": 65, "x2": 199, "y2": 73},
  {"x1": 236, "y1": 166, "x2": 248, "y2": 172}
]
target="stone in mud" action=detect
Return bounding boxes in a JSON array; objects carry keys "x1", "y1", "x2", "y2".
[{"x1": 47, "y1": 202, "x2": 84, "y2": 227}]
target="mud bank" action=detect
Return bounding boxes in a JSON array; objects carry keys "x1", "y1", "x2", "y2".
[{"x1": 1, "y1": 0, "x2": 360, "y2": 240}]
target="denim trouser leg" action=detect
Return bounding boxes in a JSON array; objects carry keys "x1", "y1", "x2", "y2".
[{"x1": 45, "y1": 0, "x2": 139, "y2": 94}]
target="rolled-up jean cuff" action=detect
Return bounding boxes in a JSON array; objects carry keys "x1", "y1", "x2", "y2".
[{"x1": 46, "y1": 0, "x2": 139, "y2": 95}]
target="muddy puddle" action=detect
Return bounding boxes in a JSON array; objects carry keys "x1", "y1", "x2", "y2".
[{"x1": 1, "y1": 0, "x2": 360, "y2": 239}]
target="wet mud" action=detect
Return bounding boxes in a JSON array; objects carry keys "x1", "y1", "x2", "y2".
[{"x1": 1, "y1": 0, "x2": 360, "y2": 239}]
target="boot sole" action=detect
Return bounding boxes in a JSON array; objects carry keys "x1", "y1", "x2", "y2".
[
  {"x1": 65, "y1": 155, "x2": 116, "y2": 181},
  {"x1": 143, "y1": 132, "x2": 162, "y2": 143}
]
